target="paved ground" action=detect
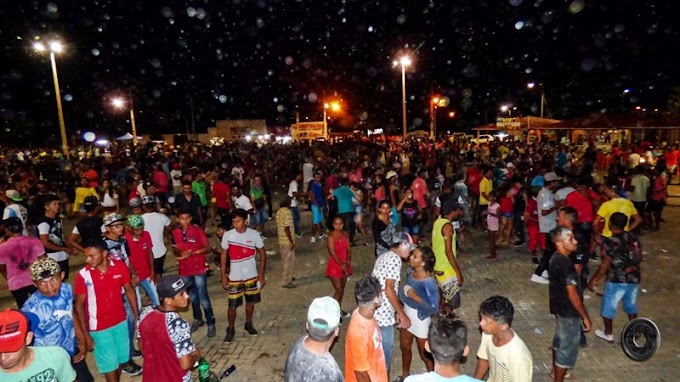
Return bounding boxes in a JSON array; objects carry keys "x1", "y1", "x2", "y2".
[{"x1": 3, "y1": 186, "x2": 680, "y2": 381}]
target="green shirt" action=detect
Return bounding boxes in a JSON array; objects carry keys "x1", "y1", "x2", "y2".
[
  {"x1": 192, "y1": 181, "x2": 208, "y2": 206},
  {"x1": 0, "y1": 346, "x2": 76, "y2": 382}
]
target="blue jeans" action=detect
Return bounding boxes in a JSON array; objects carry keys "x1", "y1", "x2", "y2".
[
  {"x1": 182, "y1": 274, "x2": 215, "y2": 325},
  {"x1": 135, "y1": 278, "x2": 160, "y2": 308},
  {"x1": 252, "y1": 207, "x2": 268, "y2": 226},
  {"x1": 123, "y1": 295, "x2": 136, "y2": 358},
  {"x1": 291, "y1": 206, "x2": 301, "y2": 235},
  {"x1": 379, "y1": 325, "x2": 394, "y2": 372}
]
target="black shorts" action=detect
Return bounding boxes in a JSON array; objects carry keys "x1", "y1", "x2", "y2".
[{"x1": 153, "y1": 255, "x2": 166, "y2": 276}]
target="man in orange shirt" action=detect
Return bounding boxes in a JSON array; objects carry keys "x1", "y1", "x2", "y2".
[{"x1": 345, "y1": 277, "x2": 388, "y2": 382}]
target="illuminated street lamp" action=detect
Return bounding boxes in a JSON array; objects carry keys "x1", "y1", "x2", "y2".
[
  {"x1": 323, "y1": 100, "x2": 342, "y2": 138},
  {"x1": 527, "y1": 82, "x2": 546, "y2": 118},
  {"x1": 622, "y1": 88, "x2": 630, "y2": 111},
  {"x1": 393, "y1": 56, "x2": 412, "y2": 140},
  {"x1": 33, "y1": 40, "x2": 69, "y2": 158},
  {"x1": 500, "y1": 104, "x2": 511, "y2": 116},
  {"x1": 111, "y1": 96, "x2": 139, "y2": 146}
]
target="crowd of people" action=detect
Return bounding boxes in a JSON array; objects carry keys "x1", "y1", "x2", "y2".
[{"x1": 0, "y1": 134, "x2": 673, "y2": 381}]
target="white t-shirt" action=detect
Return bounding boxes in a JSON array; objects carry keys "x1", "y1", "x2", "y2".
[
  {"x1": 371, "y1": 250, "x2": 402, "y2": 327},
  {"x1": 37, "y1": 222, "x2": 68, "y2": 262},
  {"x1": 537, "y1": 187, "x2": 557, "y2": 233},
  {"x1": 233, "y1": 194, "x2": 253, "y2": 211},
  {"x1": 476, "y1": 332, "x2": 533, "y2": 382},
  {"x1": 231, "y1": 166, "x2": 245, "y2": 182},
  {"x1": 101, "y1": 191, "x2": 118, "y2": 208},
  {"x1": 554, "y1": 187, "x2": 575, "y2": 201},
  {"x1": 3, "y1": 203, "x2": 28, "y2": 236},
  {"x1": 170, "y1": 169, "x2": 183, "y2": 187},
  {"x1": 221, "y1": 228, "x2": 264, "y2": 281},
  {"x1": 142, "y1": 212, "x2": 171, "y2": 258},
  {"x1": 302, "y1": 162, "x2": 315, "y2": 183},
  {"x1": 288, "y1": 180, "x2": 299, "y2": 208}
]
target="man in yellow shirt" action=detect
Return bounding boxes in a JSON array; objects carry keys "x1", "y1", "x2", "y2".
[
  {"x1": 594, "y1": 184, "x2": 642, "y2": 238},
  {"x1": 477, "y1": 167, "x2": 493, "y2": 230}
]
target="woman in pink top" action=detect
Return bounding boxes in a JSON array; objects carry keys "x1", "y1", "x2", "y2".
[{"x1": 649, "y1": 168, "x2": 668, "y2": 231}]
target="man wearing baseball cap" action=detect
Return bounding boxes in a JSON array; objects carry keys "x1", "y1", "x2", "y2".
[
  {"x1": 0, "y1": 308, "x2": 76, "y2": 381},
  {"x1": 284, "y1": 296, "x2": 343, "y2": 382},
  {"x1": 371, "y1": 231, "x2": 416, "y2": 370},
  {"x1": 137, "y1": 275, "x2": 201, "y2": 382},
  {"x1": 1, "y1": 190, "x2": 28, "y2": 236},
  {"x1": 22, "y1": 258, "x2": 94, "y2": 382}
]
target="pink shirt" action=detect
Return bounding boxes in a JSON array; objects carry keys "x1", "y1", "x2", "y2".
[
  {"x1": 410, "y1": 177, "x2": 428, "y2": 208},
  {"x1": 0, "y1": 236, "x2": 44, "y2": 290}
]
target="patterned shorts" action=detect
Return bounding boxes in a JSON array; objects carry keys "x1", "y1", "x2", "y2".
[{"x1": 227, "y1": 277, "x2": 261, "y2": 309}]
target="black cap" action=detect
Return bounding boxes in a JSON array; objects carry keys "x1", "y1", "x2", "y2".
[
  {"x1": 2, "y1": 217, "x2": 23, "y2": 234},
  {"x1": 83, "y1": 196, "x2": 100, "y2": 207},
  {"x1": 156, "y1": 275, "x2": 187, "y2": 300}
]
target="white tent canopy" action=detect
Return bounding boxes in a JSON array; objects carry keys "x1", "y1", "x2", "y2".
[{"x1": 115, "y1": 132, "x2": 143, "y2": 141}]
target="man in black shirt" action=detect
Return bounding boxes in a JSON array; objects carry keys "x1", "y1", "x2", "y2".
[
  {"x1": 173, "y1": 181, "x2": 203, "y2": 226},
  {"x1": 548, "y1": 226, "x2": 591, "y2": 382},
  {"x1": 69, "y1": 196, "x2": 103, "y2": 253}
]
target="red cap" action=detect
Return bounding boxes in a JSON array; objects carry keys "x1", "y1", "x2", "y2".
[{"x1": 0, "y1": 309, "x2": 29, "y2": 352}]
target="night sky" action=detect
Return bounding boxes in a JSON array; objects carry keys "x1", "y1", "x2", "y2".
[{"x1": 1, "y1": 1, "x2": 679, "y2": 145}]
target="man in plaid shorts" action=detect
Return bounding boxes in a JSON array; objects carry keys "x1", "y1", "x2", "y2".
[{"x1": 220, "y1": 208, "x2": 267, "y2": 343}]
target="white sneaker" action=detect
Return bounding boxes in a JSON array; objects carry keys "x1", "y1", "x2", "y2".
[
  {"x1": 541, "y1": 270, "x2": 549, "y2": 279},
  {"x1": 530, "y1": 274, "x2": 550, "y2": 284},
  {"x1": 310, "y1": 237, "x2": 317, "y2": 243},
  {"x1": 595, "y1": 329, "x2": 614, "y2": 342}
]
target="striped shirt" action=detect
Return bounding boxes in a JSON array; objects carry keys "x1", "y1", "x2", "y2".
[
  {"x1": 276, "y1": 207, "x2": 295, "y2": 247},
  {"x1": 75, "y1": 259, "x2": 130, "y2": 331},
  {"x1": 221, "y1": 228, "x2": 264, "y2": 281}
]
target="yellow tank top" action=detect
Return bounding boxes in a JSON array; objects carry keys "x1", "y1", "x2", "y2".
[{"x1": 432, "y1": 217, "x2": 457, "y2": 279}]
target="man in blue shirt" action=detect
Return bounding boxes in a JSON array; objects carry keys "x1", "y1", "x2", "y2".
[
  {"x1": 309, "y1": 171, "x2": 326, "y2": 243},
  {"x1": 331, "y1": 177, "x2": 356, "y2": 244},
  {"x1": 22, "y1": 257, "x2": 94, "y2": 382}
]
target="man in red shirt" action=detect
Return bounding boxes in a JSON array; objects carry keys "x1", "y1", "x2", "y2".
[
  {"x1": 137, "y1": 275, "x2": 202, "y2": 382},
  {"x1": 212, "y1": 173, "x2": 232, "y2": 229},
  {"x1": 74, "y1": 238, "x2": 139, "y2": 381},
  {"x1": 124, "y1": 215, "x2": 160, "y2": 308},
  {"x1": 171, "y1": 209, "x2": 216, "y2": 338},
  {"x1": 565, "y1": 176, "x2": 599, "y2": 251}
]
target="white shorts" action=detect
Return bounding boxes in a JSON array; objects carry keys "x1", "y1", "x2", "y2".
[{"x1": 404, "y1": 304, "x2": 430, "y2": 339}]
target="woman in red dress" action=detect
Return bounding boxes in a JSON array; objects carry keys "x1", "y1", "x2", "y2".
[{"x1": 326, "y1": 216, "x2": 352, "y2": 317}]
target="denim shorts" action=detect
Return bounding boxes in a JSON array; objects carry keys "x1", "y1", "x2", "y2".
[
  {"x1": 90, "y1": 320, "x2": 129, "y2": 374},
  {"x1": 501, "y1": 212, "x2": 514, "y2": 218},
  {"x1": 552, "y1": 315, "x2": 582, "y2": 369},
  {"x1": 252, "y1": 207, "x2": 268, "y2": 225},
  {"x1": 601, "y1": 281, "x2": 639, "y2": 319},
  {"x1": 402, "y1": 223, "x2": 421, "y2": 236}
]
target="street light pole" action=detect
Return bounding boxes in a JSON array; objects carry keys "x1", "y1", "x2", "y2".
[
  {"x1": 401, "y1": 64, "x2": 407, "y2": 140},
  {"x1": 34, "y1": 41, "x2": 69, "y2": 158},
  {"x1": 622, "y1": 89, "x2": 630, "y2": 111},
  {"x1": 394, "y1": 56, "x2": 411, "y2": 141},
  {"x1": 49, "y1": 51, "x2": 69, "y2": 158},
  {"x1": 111, "y1": 95, "x2": 139, "y2": 146}
]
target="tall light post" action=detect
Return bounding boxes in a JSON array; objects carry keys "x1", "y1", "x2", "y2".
[
  {"x1": 322, "y1": 100, "x2": 341, "y2": 139},
  {"x1": 111, "y1": 96, "x2": 139, "y2": 146},
  {"x1": 430, "y1": 96, "x2": 439, "y2": 139},
  {"x1": 527, "y1": 82, "x2": 546, "y2": 118},
  {"x1": 393, "y1": 56, "x2": 411, "y2": 140},
  {"x1": 622, "y1": 88, "x2": 630, "y2": 111},
  {"x1": 33, "y1": 41, "x2": 69, "y2": 158},
  {"x1": 500, "y1": 104, "x2": 512, "y2": 116}
]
